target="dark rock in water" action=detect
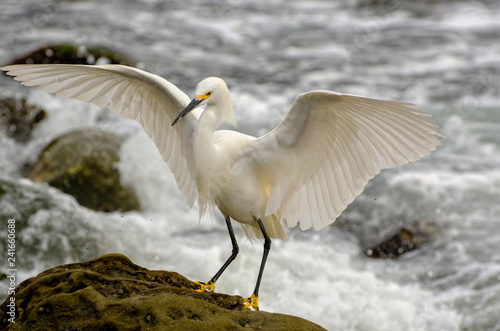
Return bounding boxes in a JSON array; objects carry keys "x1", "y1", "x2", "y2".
[
  {"x1": 8, "y1": 44, "x2": 135, "y2": 66},
  {"x1": 364, "y1": 221, "x2": 437, "y2": 259},
  {"x1": 0, "y1": 253, "x2": 326, "y2": 331},
  {"x1": 0, "y1": 96, "x2": 46, "y2": 143},
  {"x1": 27, "y1": 128, "x2": 140, "y2": 212},
  {"x1": 0, "y1": 183, "x2": 5, "y2": 200}
]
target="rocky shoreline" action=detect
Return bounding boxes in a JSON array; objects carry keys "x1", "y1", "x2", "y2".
[{"x1": 0, "y1": 253, "x2": 326, "y2": 330}]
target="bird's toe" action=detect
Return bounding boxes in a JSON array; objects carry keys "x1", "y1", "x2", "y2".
[
  {"x1": 243, "y1": 294, "x2": 259, "y2": 311},
  {"x1": 194, "y1": 280, "x2": 215, "y2": 293}
]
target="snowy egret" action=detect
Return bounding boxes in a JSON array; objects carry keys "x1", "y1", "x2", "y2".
[{"x1": 2, "y1": 64, "x2": 443, "y2": 310}]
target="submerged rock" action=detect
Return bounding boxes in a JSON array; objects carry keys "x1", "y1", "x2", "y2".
[
  {"x1": 8, "y1": 44, "x2": 135, "y2": 66},
  {"x1": 0, "y1": 183, "x2": 5, "y2": 200},
  {"x1": 0, "y1": 96, "x2": 46, "y2": 143},
  {"x1": 27, "y1": 128, "x2": 140, "y2": 212},
  {"x1": 0, "y1": 253, "x2": 326, "y2": 330},
  {"x1": 364, "y1": 221, "x2": 437, "y2": 259}
]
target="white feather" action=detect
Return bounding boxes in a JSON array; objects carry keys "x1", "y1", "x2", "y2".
[
  {"x1": 247, "y1": 90, "x2": 444, "y2": 232},
  {"x1": 2, "y1": 65, "x2": 444, "y2": 238},
  {"x1": 2, "y1": 64, "x2": 198, "y2": 207}
]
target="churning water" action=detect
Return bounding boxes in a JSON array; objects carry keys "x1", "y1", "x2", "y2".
[{"x1": 1, "y1": 1, "x2": 499, "y2": 330}]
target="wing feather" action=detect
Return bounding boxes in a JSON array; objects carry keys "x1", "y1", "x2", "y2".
[
  {"x1": 250, "y1": 90, "x2": 444, "y2": 231},
  {"x1": 2, "y1": 64, "x2": 198, "y2": 207},
  {"x1": 298, "y1": 187, "x2": 312, "y2": 230},
  {"x1": 318, "y1": 166, "x2": 336, "y2": 219}
]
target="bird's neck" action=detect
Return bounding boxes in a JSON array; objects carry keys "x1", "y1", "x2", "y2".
[
  {"x1": 193, "y1": 106, "x2": 225, "y2": 207},
  {"x1": 194, "y1": 106, "x2": 221, "y2": 169}
]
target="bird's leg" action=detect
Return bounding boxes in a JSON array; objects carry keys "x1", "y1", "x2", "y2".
[
  {"x1": 244, "y1": 218, "x2": 271, "y2": 311},
  {"x1": 195, "y1": 216, "x2": 239, "y2": 293}
]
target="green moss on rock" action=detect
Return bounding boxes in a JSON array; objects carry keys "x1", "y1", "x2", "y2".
[
  {"x1": 365, "y1": 221, "x2": 438, "y2": 259},
  {"x1": 27, "y1": 128, "x2": 140, "y2": 212},
  {"x1": 0, "y1": 254, "x2": 326, "y2": 330},
  {"x1": 8, "y1": 44, "x2": 135, "y2": 66}
]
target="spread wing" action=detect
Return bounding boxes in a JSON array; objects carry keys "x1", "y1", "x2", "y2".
[
  {"x1": 2, "y1": 64, "x2": 198, "y2": 206},
  {"x1": 249, "y1": 91, "x2": 444, "y2": 231}
]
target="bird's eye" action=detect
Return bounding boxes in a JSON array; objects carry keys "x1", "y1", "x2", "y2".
[{"x1": 206, "y1": 92, "x2": 212, "y2": 97}]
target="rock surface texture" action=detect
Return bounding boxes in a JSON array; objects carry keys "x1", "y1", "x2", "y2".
[
  {"x1": 27, "y1": 128, "x2": 140, "y2": 212},
  {"x1": 1, "y1": 253, "x2": 326, "y2": 330}
]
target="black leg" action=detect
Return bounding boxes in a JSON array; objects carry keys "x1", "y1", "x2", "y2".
[
  {"x1": 196, "y1": 216, "x2": 239, "y2": 292},
  {"x1": 244, "y1": 218, "x2": 271, "y2": 311},
  {"x1": 210, "y1": 216, "x2": 239, "y2": 283},
  {"x1": 253, "y1": 218, "x2": 271, "y2": 297}
]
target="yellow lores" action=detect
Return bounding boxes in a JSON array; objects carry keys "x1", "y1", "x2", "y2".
[
  {"x1": 1, "y1": 64, "x2": 444, "y2": 311},
  {"x1": 197, "y1": 91, "x2": 212, "y2": 99}
]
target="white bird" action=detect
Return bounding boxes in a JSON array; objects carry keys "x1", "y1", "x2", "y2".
[{"x1": 1, "y1": 64, "x2": 444, "y2": 310}]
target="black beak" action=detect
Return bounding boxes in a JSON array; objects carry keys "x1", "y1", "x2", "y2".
[{"x1": 171, "y1": 97, "x2": 204, "y2": 126}]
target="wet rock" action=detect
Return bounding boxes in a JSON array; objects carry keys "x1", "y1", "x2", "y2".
[
  {"x1": 0, "y1": 253, "x2": 326, "y2": 331},
  {"x1": 8, "y1": 44, "x2": 135, "y2": 66},
  {"x1": 0, "y1": 96, "x2": 46, "y2": 143},
  {"x1": 27, "y1": 128, "x2": 140, "y2": 212},
  {"x1": 364, "y1": 221, "x2": 437, "y2": 259}
]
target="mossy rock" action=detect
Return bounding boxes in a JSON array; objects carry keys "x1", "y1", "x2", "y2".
[
  {"x1": 364, "y1": 221, "x2": 438, "y2": 259},
  {"x1": 8, "y1": 44, "x2": 135, "y2": 66},
  {"x1": 0, "y1": 253, "x2": 326, "y2": 330},
  {"x1": 0, "y1": 96, "x2": 46, "y2": 143},
  {"x1": 27, "y1": 128, "x2": 139, "y2": 212}
]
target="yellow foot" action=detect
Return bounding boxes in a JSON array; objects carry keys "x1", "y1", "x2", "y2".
[
  {"x1": 195, "y1": 281, "x2": 215, "y2": 293},
  {"x1": 243, "y1": 294, "x2": 259, "y2": 311}
]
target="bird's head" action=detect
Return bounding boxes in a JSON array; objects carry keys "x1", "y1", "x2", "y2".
[{"x1": 172, "y1": 77, "x2": 235, "y2": 126}]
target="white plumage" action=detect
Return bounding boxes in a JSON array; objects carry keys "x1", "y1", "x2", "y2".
[
  {"x1": 2, "y1": 64, "x2": 444, "y2": 310},
  {"x1": 3, "y1": 64, "x2": 200, "y2": 207}
]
